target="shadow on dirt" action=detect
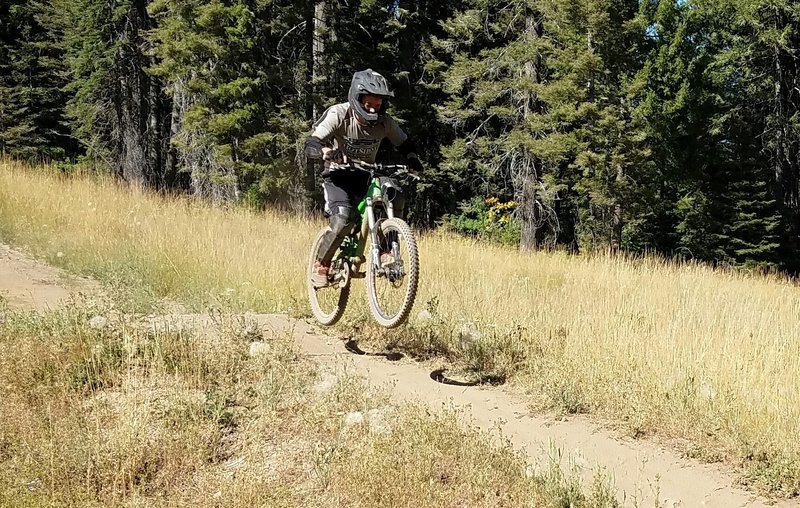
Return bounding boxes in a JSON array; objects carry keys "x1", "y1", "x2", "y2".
[
  {"x1": 344, "y1": 339, "x2": 404, "y2": 361},
  {"x1": 342, "y1": 340, "x2": 506, "y2": 387},
  {"x1": 430, "y1": 368, "x2": 506, "y2": 387}
]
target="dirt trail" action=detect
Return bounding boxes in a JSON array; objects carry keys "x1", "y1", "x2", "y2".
[
  {"x1": 0, "y1": 244, "x2": 99, "y2": 310},
  {"x1": 0, "y1": 245, "x2": 795, "y2": 507}
]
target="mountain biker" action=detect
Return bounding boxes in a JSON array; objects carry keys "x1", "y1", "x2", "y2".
[{"x1": 304, "y1": 69, "x2": 423, "y2": 287}]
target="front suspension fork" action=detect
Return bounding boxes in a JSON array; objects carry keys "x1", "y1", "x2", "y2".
[{"x1": 363, "y1": 199, "x2": 394, "y2": 270}]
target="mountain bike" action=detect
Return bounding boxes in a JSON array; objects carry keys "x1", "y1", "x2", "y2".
[{"x1": 307, "y1": 161, "x2": 420, "y2": 328}]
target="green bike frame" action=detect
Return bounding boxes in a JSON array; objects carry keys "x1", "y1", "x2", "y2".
[
  {"x1": 334, "y1": 177, "x2": 395, "y2": 267},
  {"x1": 308, "y1": 161, "x2": 419, "y2": 328}
]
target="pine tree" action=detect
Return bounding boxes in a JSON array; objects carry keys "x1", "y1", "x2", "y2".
[
  {"x1": 716, "y1": 0, "x2": 800, "y2": 271},
  {"x1": 149, "y1": 0, "x2": 316, "y2": 204},
  {"x1": 718, "y1": 156, "x2": 781, "y2": 268},
  {"x1": 432, "y1": 0, "x2": 648, "y2": 251},
  {"x1": 637, "y1": 0, "x2": 785, "y2": 268},
  {"x1": 543, "y1": 0, "x2": 652, "y2": 252},
  {"x1": 58, "y1": 0, "x2": 169, "y2": 184},
  {"x1": 635, "y1": 0, "x2": 720, "y2": 258},
  {"x1": 429, "y1": 0, "x2": 556, "y2": 250},
  {"x1": 0, "y1": 0, "x2": 76, "y2": 160}
]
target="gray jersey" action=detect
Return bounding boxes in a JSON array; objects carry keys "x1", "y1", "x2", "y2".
[{"x1": 311, "y1": 103, "x2": 408, "y2": 163}]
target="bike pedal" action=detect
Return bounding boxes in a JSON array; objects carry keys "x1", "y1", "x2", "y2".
[
  {"x1": 311, "y1": 278, "x2": 330, "y2": 289},
  {"x1": 351, "y1": 270, "x2": 366, "y2": 279}
]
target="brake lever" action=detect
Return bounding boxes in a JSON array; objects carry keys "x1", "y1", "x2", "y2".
[
  {"x1": 389, "y1": 167, "x2": 420, "y2": 181},
  {"x1": 328, "y1": 161, "x2": 357, "y2": 171}
]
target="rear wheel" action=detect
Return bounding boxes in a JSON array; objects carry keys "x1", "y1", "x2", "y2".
[
  {"x1": 366, "y1": 218, "x2": 419, "y2": 328},
  {"x1": 307, "y1": 228, "x2": 350, "y2": 326}
]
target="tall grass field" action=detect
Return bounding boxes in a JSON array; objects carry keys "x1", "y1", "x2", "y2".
[{"x1": 1, "y1": 159, "x2": 798, "y2": 497}]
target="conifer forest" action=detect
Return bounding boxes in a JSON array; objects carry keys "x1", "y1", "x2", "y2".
[{"x1": 3, "y1": 0, "x2": 800, "y2": 272}]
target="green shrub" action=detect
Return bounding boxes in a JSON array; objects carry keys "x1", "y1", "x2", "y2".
[{"x1": 443, "y1": 196, "x2": 520, "y2": 246}]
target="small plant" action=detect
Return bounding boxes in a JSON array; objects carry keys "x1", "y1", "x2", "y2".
[{"x1": 443, "y1": 196, "x2": 520, "y2": 245}]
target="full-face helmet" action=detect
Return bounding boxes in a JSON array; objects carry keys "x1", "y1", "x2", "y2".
[{"x1": 348, "y1": 69, "x2": 395, "y2": 125}]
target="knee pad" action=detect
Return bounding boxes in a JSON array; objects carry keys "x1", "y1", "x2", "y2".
[
  {"x1": 329, "y1": 209, "x2": 353, "y2": 238},
  {"x1": 317, "y1": 209, "x2": 354, "y2": 263}
]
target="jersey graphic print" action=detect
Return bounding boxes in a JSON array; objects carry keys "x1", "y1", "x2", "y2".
[{"x1": 344, "y1": 138, "x2": 381, "y2": 158}]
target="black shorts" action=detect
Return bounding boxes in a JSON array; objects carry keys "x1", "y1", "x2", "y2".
[{"x1": 322, "y1": 170, "x2": 371, "y2": 218}]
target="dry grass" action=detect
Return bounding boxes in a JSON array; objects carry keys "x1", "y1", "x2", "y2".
[
  {"x1": 0, "y1": 161, "x2": 312, "y2": 313},
  {"x1": 0, "y1": 299, "x2": 617, "y2": 507},
  {"x1": 1, "y1": 159, "x2": 799, "y2": 496}
]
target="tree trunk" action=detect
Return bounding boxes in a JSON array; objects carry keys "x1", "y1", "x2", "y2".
[
  {"x1": 312, "y1": 0, "x2": 326, "y2": 121},
  {"x1": 517, "y1": 156, "x2": 540, "y2": 251},
  {"x1": 295, "y1": 0, "x2": 327, "y2": 213},
  {"x1": 147, "y1": 58, "x2": 162, "y2": 188},
  {"x1": 587, "y1": 30, "x2": 595, "y2": 103},
  {"x1": 167, "y1": 77, "x2": 183, "y2": 188},
  {"x1": 773, "y1": 20, "x2": 791, "y2": 206},
  {"x1": 118, "y1": 68, "x2": 146, "y2": 186},
  {"x1": 116, "y1": 0, "x2": 158, "y2": 188},
  {"x1": 611, "y1": 162, "x2": 623, "y2": 252},
  {"x1": 516, "y1": 11, "x2": 547, "y2": 251}
]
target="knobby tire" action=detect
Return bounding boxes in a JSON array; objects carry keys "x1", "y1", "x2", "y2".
[
  {"x1": 307, "y1": 228, "x2": 350, "y2": 326},
  {"x1": 366, "y1": 218, "x2": 419, "y2": 328}
]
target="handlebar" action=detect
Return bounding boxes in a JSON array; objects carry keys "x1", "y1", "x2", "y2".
[{"x1": 328, "y1": 160, "x2": 420, "y2": 180}]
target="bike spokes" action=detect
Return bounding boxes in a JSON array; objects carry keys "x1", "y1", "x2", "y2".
[
  {"x1": 307, "y1": 229, "x2": 351, "y2": 326},
  {"x1": 366, "y1": 218, "x2": 419, "y2": 328}
]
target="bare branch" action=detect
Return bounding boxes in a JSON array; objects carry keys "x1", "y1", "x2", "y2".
[{"x1": 277, "y1": 21, "x2": 307, "y2": 58}]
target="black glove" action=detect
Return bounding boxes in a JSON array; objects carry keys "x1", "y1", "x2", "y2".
[
  {"x1": 304, "y1": 136, "x2": 324, "y2": 159},
  {"x1": 406, "y1": 156, "x2": 423, "y2": 173}
]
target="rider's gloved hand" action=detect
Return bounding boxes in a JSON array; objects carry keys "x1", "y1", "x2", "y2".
[
  {"x1": 406, "y1": 155, "x2": 423, "y2": 174},
  {"x1": 304, "y1": 136, "x2": 324, "y2": 159},
  {"x1": 324, "y1": 148, "x2": 347, "y2": 164}
]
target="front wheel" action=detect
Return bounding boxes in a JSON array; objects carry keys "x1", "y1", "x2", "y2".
[
  {"x1": 366, "y1": 218, "x2": 419, "y2": 328},
  {"x1": 307, "y1": 228, "x2": 350, "y2": 326}
]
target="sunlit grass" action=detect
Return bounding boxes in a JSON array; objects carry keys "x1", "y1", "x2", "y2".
[
  {"x1": 0, "y1": 301, "x2": 617, "y2": 506},
  {"x1": 1, "y1": 158, "x2": 799, "y2": 496},
  {"x1": 0, "y1": 160, "x2": 313, "y2": 314}
]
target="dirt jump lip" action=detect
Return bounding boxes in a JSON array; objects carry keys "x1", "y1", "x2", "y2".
[
  {"x1": 344, "y1": 339, "x2": 404, "y2": 361},
  {"x1": 429, "y1": 368, "x2": 506, "y2": 387}
]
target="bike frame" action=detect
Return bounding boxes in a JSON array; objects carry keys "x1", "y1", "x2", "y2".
[
  {"x1": 308, "y1": 160, "x2": 420, "y2": 328},
  {"x1": 331, "y1": 163, "x2": 406, "y2": 270}
]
